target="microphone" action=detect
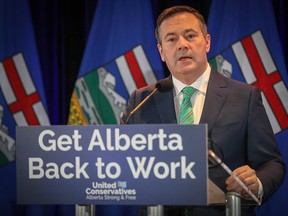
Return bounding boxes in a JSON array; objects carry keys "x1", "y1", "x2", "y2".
[
  {"x1": 125, "y1": 79, "x2": 173, "y2": 124},
  {"x1": 155, "y1": 79, "x2": 173, "y2": 93}
]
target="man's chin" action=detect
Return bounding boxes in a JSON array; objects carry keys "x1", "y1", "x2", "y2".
[{"x1": 179, "y1": 65, "x2": 197, "y2": 74}]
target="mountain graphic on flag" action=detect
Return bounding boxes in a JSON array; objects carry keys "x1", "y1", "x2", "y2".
[
  {"x1": 0, "y1": 53, "x2": 50, "y2": 166},
  {"x1": 209, "y1": 30, "x2": 288, "y2": 135},
  {"x1": 68, "y1": 45, "x2": 158, "y2": 125}
]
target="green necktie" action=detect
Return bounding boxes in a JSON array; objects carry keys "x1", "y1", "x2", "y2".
[
  {"x1": 179, "y1": 86, "x2": 195, "y2": 124},
  {"x1": 181, "y1": 88, "x2": 195, "y2": 216}
]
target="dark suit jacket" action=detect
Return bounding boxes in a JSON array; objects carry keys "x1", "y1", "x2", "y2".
[{"x1": 121, "y1": 68, "x2": 285, "y2": 203}]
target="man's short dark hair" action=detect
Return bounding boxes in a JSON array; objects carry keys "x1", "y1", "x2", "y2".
[{"x1": 155, "y1": 5, "x2": 208, "y2": 44}]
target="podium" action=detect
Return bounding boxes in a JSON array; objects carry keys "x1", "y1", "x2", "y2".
[{"x1": 16, "y1": 124, "x2": 259, "y2": 216}]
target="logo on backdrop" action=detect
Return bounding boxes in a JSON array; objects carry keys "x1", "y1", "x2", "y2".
[
  {"x1": 210, "y1": 30, "x2": 288, "y2": 134},
  {"x1": 68, "y1": 45, "x2": 157, "y2": 125},
  {"x1": 85, "y1": 181, "x2": 136, "y2": 202}
]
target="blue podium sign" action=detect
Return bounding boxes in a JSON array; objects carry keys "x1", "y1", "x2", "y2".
[{"x1": 16, "y1": 124, "x2": 208, "y2": 205}]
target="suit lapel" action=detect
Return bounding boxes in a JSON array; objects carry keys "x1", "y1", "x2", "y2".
[
  {"x1": 154, "y1": 76, "x2": 177, "y2": 124},
  {"x1": 200, "y1": 69, "x2": 229, "y2": 133},
  {"x1": 151, "y1": 71, "x2": 229, "y2": 126},
  {"x1": 156, "y1": 90, "x2": 177, "y2": 123}
]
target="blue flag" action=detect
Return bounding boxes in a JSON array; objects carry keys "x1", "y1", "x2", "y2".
[
  {"x1": 68, "y1": 0, "x2": 164, "y2": 215},
  {"x1": 208, "y1": 0, "x2": 288, "y2": 215},
  {"x1": 0, "y1": 0, "x2": 50, "y2": 215}
]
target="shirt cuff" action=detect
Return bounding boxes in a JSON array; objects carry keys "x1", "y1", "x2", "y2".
[{"x1": 257, "y1": 178, "x2": 263, "y2": 202}]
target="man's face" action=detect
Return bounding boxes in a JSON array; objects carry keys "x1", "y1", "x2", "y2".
[{"x1": 157, "y1": 12, "x2": 211, "y2": 81}]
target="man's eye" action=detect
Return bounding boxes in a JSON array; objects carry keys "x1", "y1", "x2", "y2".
[
  {"x1": 187, "y1": 34, "x2": 195, "y2": 39},
  {"x1": 167, "y1": 38, "x2": 175, "y2": 42}
]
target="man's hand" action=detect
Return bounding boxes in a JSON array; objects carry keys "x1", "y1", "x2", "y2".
[{"x1": 225, "y1": 165, "x2": 259, "y2": 198}]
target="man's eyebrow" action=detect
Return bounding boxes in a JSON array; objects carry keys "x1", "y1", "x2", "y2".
[
  {"x1": 164, "y1": 32, "x2": 176, "y2": 40},
  {"x1": 183, "y1": 28, "x2": 197, "y2": 34},
  {"x1": 164, "y1": 28, "x2": 198, "y2": 39}
]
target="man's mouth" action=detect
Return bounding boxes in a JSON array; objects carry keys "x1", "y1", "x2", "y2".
[{"x1": 178, "y1": 56, "x2": 192, "y2": 61}]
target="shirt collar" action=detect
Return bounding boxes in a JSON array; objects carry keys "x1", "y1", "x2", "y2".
[{"x1": 172, "y1": 64, "x2": 211, "y2": 96}]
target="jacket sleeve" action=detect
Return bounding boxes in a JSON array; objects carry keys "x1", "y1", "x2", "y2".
[{"x1": 247, "y1": 87, "x2": 285, "y2": 202}]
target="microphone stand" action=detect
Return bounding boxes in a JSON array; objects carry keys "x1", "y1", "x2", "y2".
[
  {"x1": 124, "y1": 79, "x2": 172, "y2": 216},
  {"x1": 125, "y1": 88, "x2": 158, "y2": 124},
  {"x1": 76, "y1": 204, "x2": 95, "y2": 216},
  {"x1": 148, "y1": 205, "x2": 164, "y2": 216},
  {"x1": 124, "y1": 87, "x2": 164, "y2": 216}
]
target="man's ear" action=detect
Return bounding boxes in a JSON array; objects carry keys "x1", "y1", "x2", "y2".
[
  {"x1": 157, "y1": 44, "x2": 165, "y2": 62},
  {"x1": 205, "y1": 34, "x2": 211, "y2": 53}
]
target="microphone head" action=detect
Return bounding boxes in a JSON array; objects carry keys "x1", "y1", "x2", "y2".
[{"x1": 155, "y1": 79, "x2": 173, "y2": 93}]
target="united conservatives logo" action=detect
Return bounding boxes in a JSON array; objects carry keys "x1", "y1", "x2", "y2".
[{"x1": 85, "y1": 181, "x2": 136, "y2": 202}]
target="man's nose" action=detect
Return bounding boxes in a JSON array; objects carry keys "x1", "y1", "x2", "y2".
[{"x1": 177, "y1": 36, "x2": 188, "y2": 50}]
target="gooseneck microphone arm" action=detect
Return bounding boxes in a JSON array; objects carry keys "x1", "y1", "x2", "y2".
[
  {"x1": 125, "y1": 88, "x2": 158, "y2": 124},
  {"x1": 124, "y1": 79, "x2": 173, "y2": 124}
]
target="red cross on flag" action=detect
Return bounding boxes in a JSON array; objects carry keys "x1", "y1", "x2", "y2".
[
  {"x1": 0, "y1": 53, "x2": 50, "y2": 126},
  {"x1": 232, "y1": 31, "x2": 288, "y2": 134}
]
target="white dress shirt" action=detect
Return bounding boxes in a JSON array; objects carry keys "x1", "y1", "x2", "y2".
[{"x1": 173, "y1": 64, "x2": 211, "y2": 124}]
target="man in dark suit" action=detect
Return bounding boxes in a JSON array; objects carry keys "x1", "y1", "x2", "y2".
[{"x1": 121, "y1": 5, "x2": 285, "y2": 216}]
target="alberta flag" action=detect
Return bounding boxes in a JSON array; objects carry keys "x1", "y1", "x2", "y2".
[
  {"x1": 0, "y1": 0, "x2": 50, "y2": 215},
  {"x1": 208, "y1": 0, "x2": 288, "y2": 215},
  {"x1": 68, "y1": 0, "x2": 164, "y2": 215}
]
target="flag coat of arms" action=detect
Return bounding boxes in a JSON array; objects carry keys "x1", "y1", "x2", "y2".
[
  {"x1": 208, "y1": 1, "x2": 288, "y2": 215},
  {"x1": 69, "y1": 45, "x2": 158, "y2": 125}
]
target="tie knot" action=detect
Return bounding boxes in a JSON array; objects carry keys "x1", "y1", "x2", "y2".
[{"x1": 182, "y1": 86, "x2": 195, "y2": 99}]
